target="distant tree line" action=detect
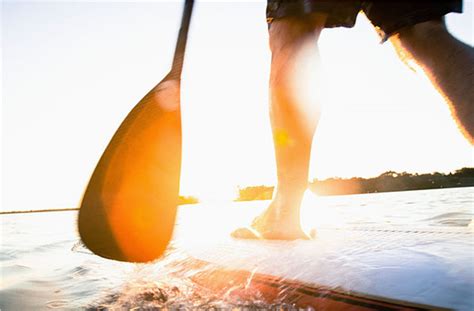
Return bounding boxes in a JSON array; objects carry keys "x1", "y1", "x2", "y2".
[
  {"x1": 178, "y1": 195, "x2": 199, "y2": 205},
  {"x1": 236, "y1": 185, "x2": 275, "y2": 202},
  {"x1": 236, "y1": 167, "x2": 474, "y2": 201}
]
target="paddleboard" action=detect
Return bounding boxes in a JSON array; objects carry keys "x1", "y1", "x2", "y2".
[{"x1": 174, "y1": 202, "x2": 474, "y2": 310}]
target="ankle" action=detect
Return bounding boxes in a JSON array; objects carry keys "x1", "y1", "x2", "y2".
[{"x1": 274, "y1": 182, "x2": 307, "y2": 199}]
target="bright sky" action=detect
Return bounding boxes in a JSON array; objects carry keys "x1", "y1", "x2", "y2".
[{"x1": 2, "y1": 0, "x2": 473, "y2": 211}]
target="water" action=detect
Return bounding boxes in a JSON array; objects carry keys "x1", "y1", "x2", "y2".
[{"x1": 1, "y1": 187, "x2": 473, "y2": 310}]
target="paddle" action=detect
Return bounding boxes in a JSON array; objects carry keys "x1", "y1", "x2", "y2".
[{"x1": 78, "y1": 0, "x2": 194, "y2": 263}]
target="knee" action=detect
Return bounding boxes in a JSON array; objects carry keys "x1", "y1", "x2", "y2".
[{"x1": 268, "y1": 13, "x2": 327, "y2": 53}]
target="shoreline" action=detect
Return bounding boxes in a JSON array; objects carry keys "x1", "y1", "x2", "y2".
[
  {"x1": 0, "y1": 207, "x2": 79, "y2": 215},
  {"x1": 2, "y1": 185, "x2": 473, "y2": 215}
]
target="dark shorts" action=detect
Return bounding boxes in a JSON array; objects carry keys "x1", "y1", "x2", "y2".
[{"x1": 267, "y1": 0, "x2": 463, "y2": 41}]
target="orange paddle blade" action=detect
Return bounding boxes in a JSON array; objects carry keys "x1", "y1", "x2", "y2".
[{"x1": 78, "y1": 78, "x2": 182, "y2": 262}]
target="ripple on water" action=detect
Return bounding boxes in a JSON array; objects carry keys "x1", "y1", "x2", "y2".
[
  {"x1": 0, "y1": 249, "x2": 18, "y2": 261},
  {"x1": 46, "y1": 299, "x2": 70, "y2": 309},
  {"x1": 422, "y1": 212, "x2": 473, "y2": 227}
]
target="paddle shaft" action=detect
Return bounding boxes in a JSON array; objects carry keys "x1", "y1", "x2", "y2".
[{"x1": 169, "y1": 0, "x2": 194, "y2": 80}]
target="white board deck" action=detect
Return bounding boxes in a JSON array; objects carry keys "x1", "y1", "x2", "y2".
[{"x1": 174, "y1": 202, "x2": 474, "y2": 310}]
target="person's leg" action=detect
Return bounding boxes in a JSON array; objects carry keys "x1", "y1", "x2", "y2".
[
  {"x1": 362, "y1": 1, "x2": 472, "y2": 143},
  {"x1": 232, "y1": 14, "x2": 326, "y2": 240},
  {"x1": 390, "y1": 19, "x2": 474, "y2": 144},
  {"x1": 232, "y1": 0, "x2": 360, "y2": 240}
]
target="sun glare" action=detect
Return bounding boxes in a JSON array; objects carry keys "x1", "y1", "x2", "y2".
[
  {"x1": 3, "y1": 2, "x2": 472, "y2": 211},
  {"x1": 300, "y1": 191, "x2": 346, "y2": 231},
  {"x1": 289, "y1": 37, "x2": 324, "y2": 139},
  {"x1": 176, "y1": 11, "x2": 473, "y2": 203}
]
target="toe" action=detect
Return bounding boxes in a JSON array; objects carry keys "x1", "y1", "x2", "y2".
[{"x1": 231, "y1": 227, "x2": 262, "y2": 239}]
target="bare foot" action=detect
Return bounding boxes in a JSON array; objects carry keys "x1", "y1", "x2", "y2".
[{"x1": 231, "y1": 197, "x2": 314, "y2": 240}]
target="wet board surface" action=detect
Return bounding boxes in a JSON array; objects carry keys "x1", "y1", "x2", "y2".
[{"x1": 173, "y1": 202, "x2": 474, "y2": 310}]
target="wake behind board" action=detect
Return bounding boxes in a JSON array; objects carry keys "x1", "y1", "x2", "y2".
[{"x1": 174, "y1": 201, "x2": 474, "y2": 310}]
